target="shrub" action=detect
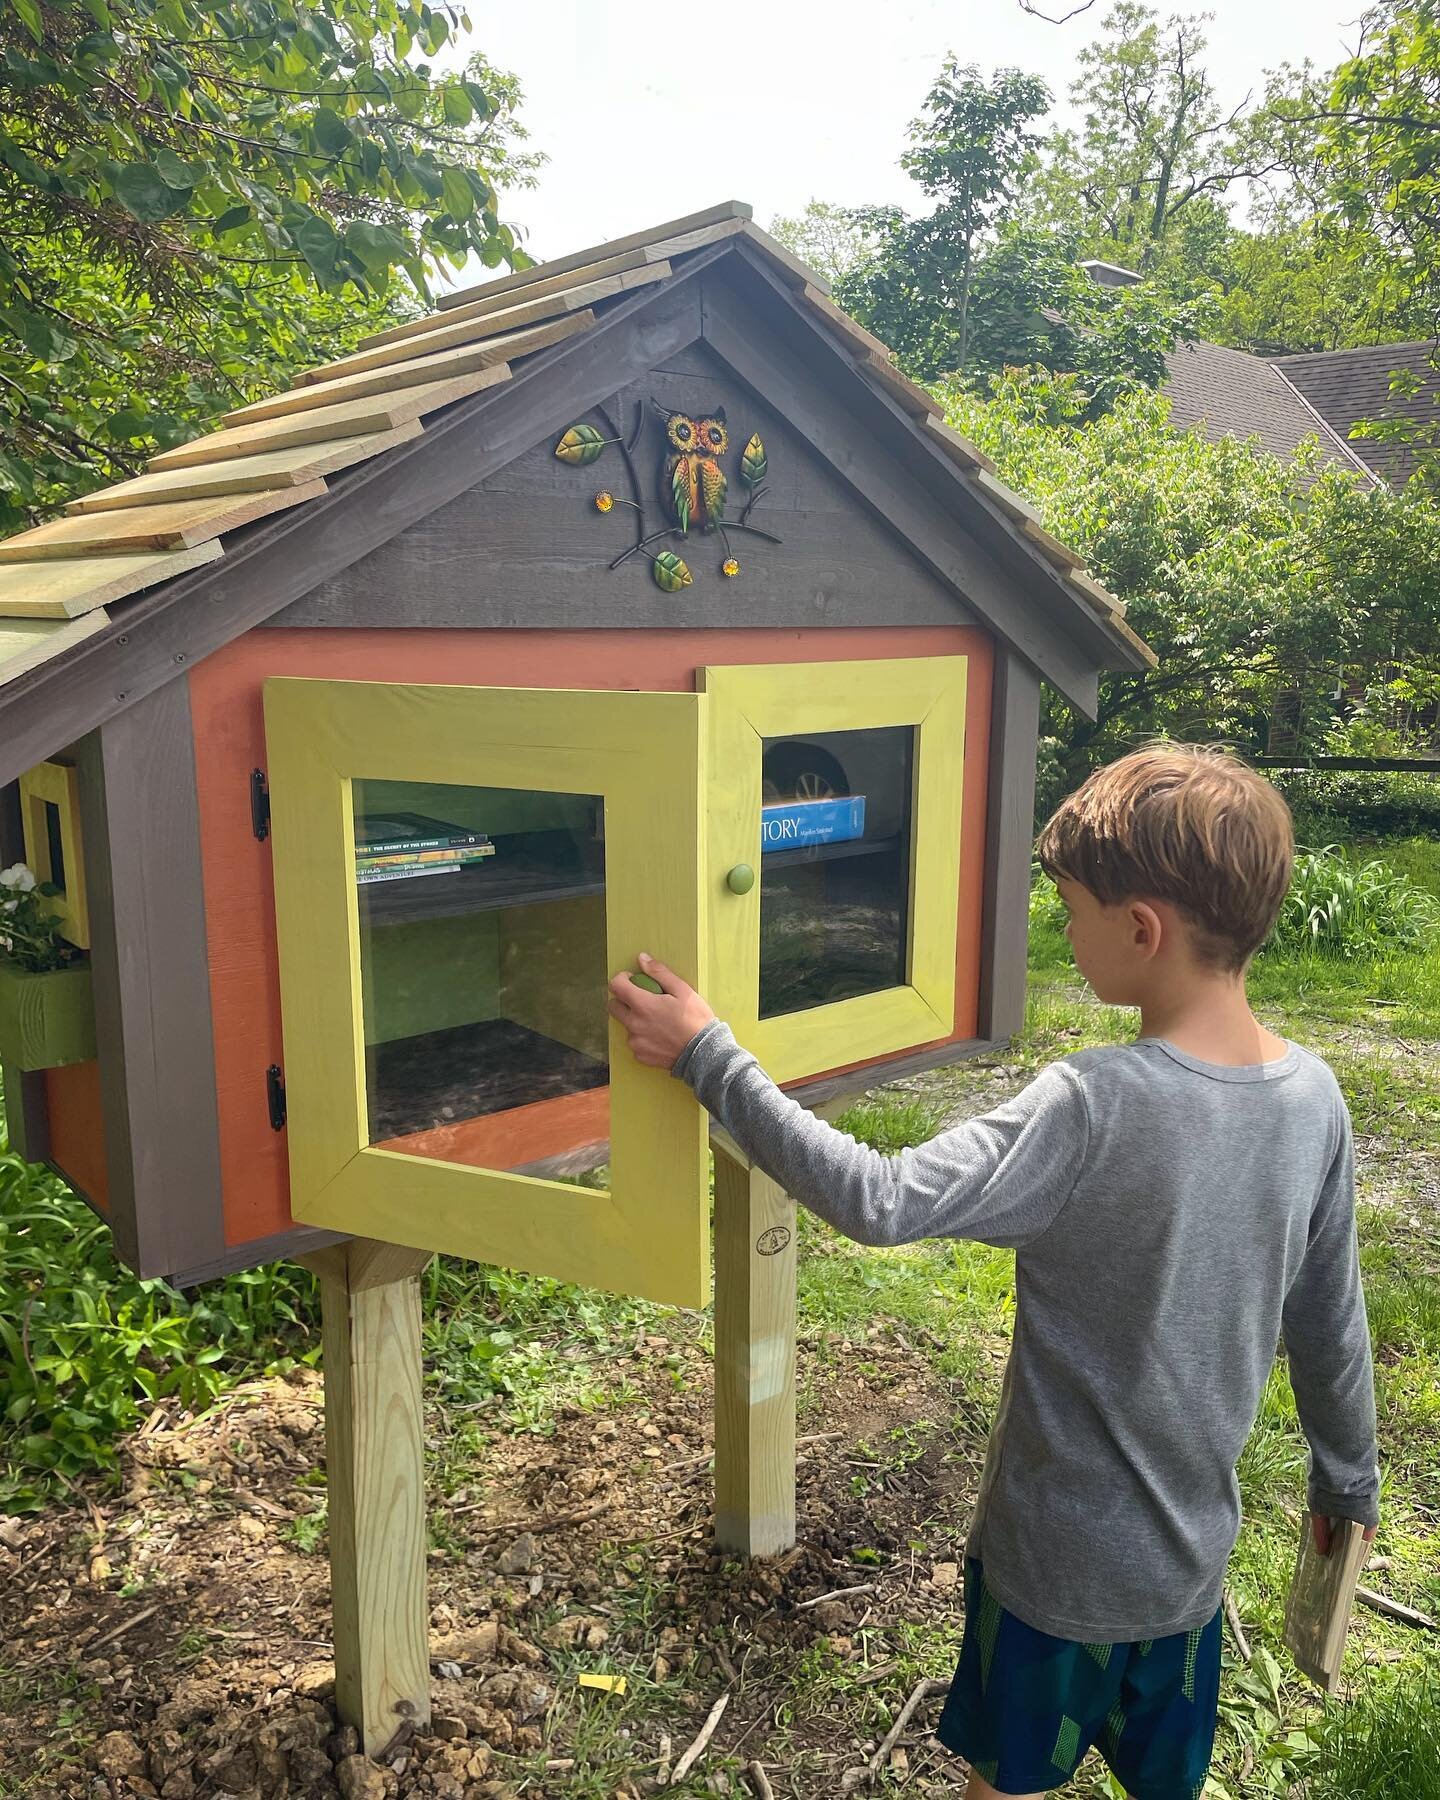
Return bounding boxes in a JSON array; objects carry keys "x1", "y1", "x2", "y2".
[
  {"x1": 1270, "y1": 768, "x2": 1440, "y2": 843},
  {"x1": 1271, "y1": 847, "x2": 1440, "y2": 959}
]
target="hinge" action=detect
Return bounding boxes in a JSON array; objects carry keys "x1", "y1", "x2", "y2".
[
  {"x1": 251, "y1": 768, "x2": 271, "y2": 841},
  {"x1": 266, "y1": 1064, "x2": 286, "y2": 1132}
]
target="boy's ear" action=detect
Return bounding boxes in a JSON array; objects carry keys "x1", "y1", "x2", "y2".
[{"x1": 1128, "y1": 900, "x2": 1164, "y2": 960}]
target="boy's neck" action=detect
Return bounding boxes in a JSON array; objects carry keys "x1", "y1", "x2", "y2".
[{"x1": 1136, "y1": 967, "x2": 1289, "y2": 1067}]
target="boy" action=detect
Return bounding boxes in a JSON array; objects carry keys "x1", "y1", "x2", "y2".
[{"x1": 608, "y1": 744, "x2": 1379, "y2": 1800}]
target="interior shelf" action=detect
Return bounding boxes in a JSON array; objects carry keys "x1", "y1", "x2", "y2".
[
  {"x1": 358, "y1": 832, "x2": 605, "y2": 927},
  {"x1": 761, "y1": 832, "x2": 901, "y2": 870}
]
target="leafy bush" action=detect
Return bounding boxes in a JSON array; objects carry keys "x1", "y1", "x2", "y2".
[
  {"x1": 1270, "y1": 769, "x2": 1440, "y2": 844},
  {"x1": 0, "y1": 1153, "x2": 320, "y2": 1511},
  {"x1": 1304, "y1": 1676, "x2": 1440, "y2": 1799},
  {"x1": 1271, "y1": 847, "x2": 1440, "y2": 960}
]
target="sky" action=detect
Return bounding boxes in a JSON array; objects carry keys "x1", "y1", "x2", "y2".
[{"x1": 453, "y1": 0, "x2": 1371, "y2": 277}]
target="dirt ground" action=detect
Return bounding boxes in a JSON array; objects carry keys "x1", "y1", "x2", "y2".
[{"x1": 1, "y1": 1324, "x2": 987, "y2": 1799}]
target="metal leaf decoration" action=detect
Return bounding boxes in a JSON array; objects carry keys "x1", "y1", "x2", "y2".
[
  {"x1": 652, "y1": 550, "x2": 693, "y2": 592},
  {"x1": 555, "y1": 422, "x2": 608, "y2": 465},
  {"x1": 741, "y1": 433, "x2": 767, "y2": 488}
]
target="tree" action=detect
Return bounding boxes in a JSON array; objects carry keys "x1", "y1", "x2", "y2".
[
  {"x1": 897, "y1": 60, "x2": 1052, "y2": 372},
  {"x1": 0, "y1": 3, "x2": 540, "y2": 529},
  {"x1": 1035, "y1": 3, "x2": 1273, "y2": 269},
  {"x1": 943, "y1": 368, "x2": 1440, "y2": 784},
  {"x1": 768, "y1": 200, "x2": 882, "y2": 285}
]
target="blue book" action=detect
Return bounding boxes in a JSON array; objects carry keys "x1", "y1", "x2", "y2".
[{"x1": 761, "y1": 794, "x2": 866, "y2": 851}]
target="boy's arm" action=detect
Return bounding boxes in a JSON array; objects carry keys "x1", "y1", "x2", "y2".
[
  {"x1": 1282, "y1": 1110, "x2": 1380, "y2": 1532},
  {"x1": 673, "y1": 1019, "x2": 1089, "y2": 1250}
]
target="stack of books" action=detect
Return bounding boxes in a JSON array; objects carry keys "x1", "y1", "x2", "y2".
[{"x1": 354, "y1": 812, "x2": 496, "y2": 887}]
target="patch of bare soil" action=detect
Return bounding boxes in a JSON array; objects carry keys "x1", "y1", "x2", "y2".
[{"x1": 2, "y1": 1333, "x2": 985, "y2": 1799}]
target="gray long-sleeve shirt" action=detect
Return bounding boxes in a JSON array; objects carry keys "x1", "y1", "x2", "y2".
[{"x1": 676, "y1": 1024, "x2": 1380, "y2": 1642}]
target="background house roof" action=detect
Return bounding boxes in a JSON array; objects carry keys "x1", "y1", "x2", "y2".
[
  {"x1": 1163, "y1": 338, "x2": 1378, "y2": 484},
  {"x1": 1277, "y1": 340, "x2": 1440, "y2": 488}
]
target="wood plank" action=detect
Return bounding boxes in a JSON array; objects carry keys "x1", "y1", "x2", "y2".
[
  {"x1": 65, "y1": 427, "x2": 422, "y2": 513},
  {"x1": 1021, "y1": 514, "x2": 1087, "y2": 571},
  {"x1": 713, "y1": 1143, "x2": 797, "y2": 1557},
  {"x1": 0, "y1": 546, "x2": 223, "y2": 618},
  {"x1": 970, "y1": 466, "x2": 1043, "y2": 526},
  {"x1": 437, "y1": 199, "x2": 752, "y2": 310},
  {"x1": 1066, "y1": 566, "x2": 1127, "y2": 618},
  {"x1": 314, "y1": 1239, "x2": 431, "y2": 1754},
  {"x1": 738, "y1": 221, "x2": 830, "y2": 294},
  {"x1": 298, "y1": 265, "x2": 669, "y2": 390},
  {"x1": 223, "y1": 311, "x2": 593, "y2": 426},
  {"x1": 0, "y1": 610, "x2": 110, "y2": 685},
  {"x1": 0, "y1": 485, "x2": 327, "y2": 560},
  {"x1": 149, "y1": 367, "x2": 512, "y2": 471},
  {"x1": 977, "y1": 652, "x2": 1041, "y2": 1044},
  {"x1": 861, "y1": 349, "x2": 939, "y2": 419},
  {"x1": 363, "y1": 248, "x2": 658, "y2": 348},
  {"x1": 75, "y1": 682, "x2": 227, "y2": 1279},
  {"x1": 918, "y1": 412, "x2": 997, "y2": 474},
  {"x1": 800, "y1": 283, "x2": 894, "y2": 362}
]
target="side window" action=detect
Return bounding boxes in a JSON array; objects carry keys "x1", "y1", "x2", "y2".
[{"x1": 20, "y1": 760, "x2": 89, "y2": 948}]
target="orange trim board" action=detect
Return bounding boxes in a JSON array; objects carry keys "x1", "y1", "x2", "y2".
[{"x1": 187, "y1": 626, "x2": 993, "y2": 1252}]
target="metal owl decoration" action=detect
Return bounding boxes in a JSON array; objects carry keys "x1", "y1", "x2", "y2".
[{"x1": 554, "y1": 395, "x2": 779, "y2": 593}]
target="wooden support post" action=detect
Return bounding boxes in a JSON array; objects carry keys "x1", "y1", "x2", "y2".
[
  {"x1": 299, "y1": 1239, "x2": 434, "y2": 1756},
  {"x1": 712, "y1": 1137, "x2": 797, "y2": 1557}
]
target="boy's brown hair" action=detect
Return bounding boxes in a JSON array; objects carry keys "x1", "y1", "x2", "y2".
[{"x1": 1036, "y1": 743, "x2": 1294, "y2": 971}]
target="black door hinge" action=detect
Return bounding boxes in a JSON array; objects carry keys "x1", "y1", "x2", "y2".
[
  {"x1": 251, "y1": 768, "x2": 271, "y2": 841},
  {"x1": 266, "y1": 1064, "x2": 286, "y2": 1131}
]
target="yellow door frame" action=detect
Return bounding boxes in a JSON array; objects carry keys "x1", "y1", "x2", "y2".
[
  {"x1": 701, "y1": 657, "x2": 967, "y2": 1083},
  {"x1": 264, "y1": 676, "x2": 711, "y2": 1307}
]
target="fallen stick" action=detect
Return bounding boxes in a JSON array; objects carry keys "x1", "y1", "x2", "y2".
[
  {"x1": 854, "y1": 1659, "x2": 900, "y2": 1687},
  {"x1": 670, "y1": 1692, "x2": 730, "y2": 1785},
  {"x1": 1355, "y1": 1586, "x2": 1440, "y2": 1631},
  {"x1": 866, "y1": 1676, "x2": 947, "y2": 1780},
  {"x1": 88, "y1": 1603, "x2": 162, "y2": 1654},
  {"x1": 1223, "y1": 1588, "x2": 1251, "y2": 1663},
  {"x1": 655, "y1": 1733, "x2": 672, "y2": 1787},
  {"x1": 746, "y1": 1760, "x2": 775, "y2": 1800},
  {"x1": 794, "y1": 1582, "x2": 876, "y2": 1612}
]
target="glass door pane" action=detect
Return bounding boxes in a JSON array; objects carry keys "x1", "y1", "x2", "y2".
[
  {"x1": 758, "y1": 726, "x2": 915, "y2": 1018},
  {"x1": 354, "y1": 779, "x2": 610, "y2": 1174}
]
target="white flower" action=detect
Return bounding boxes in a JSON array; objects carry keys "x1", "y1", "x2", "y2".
[
  {"x1": 0, "y1": 863, "x2": 35, "y2": 892},
  {"x1": 1, "y1": 899, "x2": 16, "y2": 914}
]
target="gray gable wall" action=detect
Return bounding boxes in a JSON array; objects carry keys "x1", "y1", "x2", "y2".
[{"x1": 277, "y1": 339, "x2": 978, "y2": 632}]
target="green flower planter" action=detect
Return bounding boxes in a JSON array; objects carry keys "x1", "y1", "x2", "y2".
[{"x1": 0, "y1": 961, "x2": 96, "y2": 1070}]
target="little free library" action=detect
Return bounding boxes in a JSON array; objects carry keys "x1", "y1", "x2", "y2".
[{"x1": 0, "y1": 200, "x2": 1152, "y2": 1753}]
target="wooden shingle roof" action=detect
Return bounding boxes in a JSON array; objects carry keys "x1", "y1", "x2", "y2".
[{"x1": 0, "y1": 199, "x2": 1151, "y2": 706}]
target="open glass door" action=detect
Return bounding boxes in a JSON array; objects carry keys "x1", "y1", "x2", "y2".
[
  {"x1": 265, "y1": 678, "x2": 709, "y2": 1307},
  {"x1": 703, "y1": 657, "x2": 967, "y2": 1084}
]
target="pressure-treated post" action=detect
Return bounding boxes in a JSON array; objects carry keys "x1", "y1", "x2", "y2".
[
  {"x1": 712, "y1": 1136, "x2": 797, "y2": 1556},
  {"x1": 299, "y1": 1239, "x2": 434, "y2": 1756}
]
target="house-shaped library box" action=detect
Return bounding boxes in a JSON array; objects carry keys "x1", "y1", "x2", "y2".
[{"x1": 0, "y1": 200, "x2": 1152, "y2": 1307}]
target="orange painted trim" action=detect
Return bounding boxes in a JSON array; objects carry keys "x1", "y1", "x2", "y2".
[
  {"x1": 188, "y1": 626, "x2": 994, "y2": 1251},
  {"x1": 378, "y1": 1085, "x2": 610, "y2": 1170},
  {"x1": 43, "y1": 1060, "x2": 109, "y2": 1212}
]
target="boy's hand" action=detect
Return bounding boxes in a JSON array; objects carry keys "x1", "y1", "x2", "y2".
[
  {"x1": 607, "y1": 952, "x2": 716, "y2": 1069},
  {"x1": 1310, "y1": 1513, "x2": 1379, "y2": 1556}
]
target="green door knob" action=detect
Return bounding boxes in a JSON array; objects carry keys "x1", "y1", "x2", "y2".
[
  {"x1": 726, "y1": 863, "x2": 756, "y2": 895},
  {"x1": 629, "y1": 971, "x2": 664, "y2": 995}
]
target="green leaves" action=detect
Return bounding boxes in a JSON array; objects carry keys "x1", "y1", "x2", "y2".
[
  {"x1": 741, "y1": 432, "x2": 767, "y2": 487},
  {"x1": 651, "y1": 549, "x2": 694, "y2": 593},
  {"x1": 554, "y1": 422, "x2": 609, "y2": 466},
  {"x1": 107, "y1": 160, "x2": 189, "y2": 222},
  {"x1": 1, "y1": 21, "x2": 543, "y2": 527}
]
